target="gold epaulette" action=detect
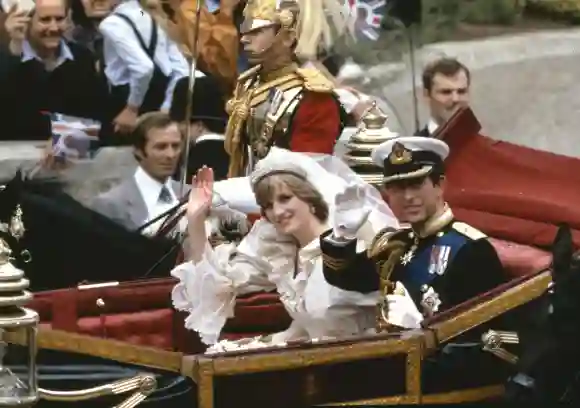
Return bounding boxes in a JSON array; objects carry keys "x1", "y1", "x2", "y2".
[
  {"x1": 452, "y1": 221, "x2": 487, "y2": 240},
  {"x1": 367, "y1": 227, "x2": 406, "y2": 259},
  {"x1": 295, "y1": 67, "x2": 334, "y2": 93}
]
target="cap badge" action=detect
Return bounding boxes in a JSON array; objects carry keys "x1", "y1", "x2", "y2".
[{"x1": 389, "y1": 142, "x2": 412, "y2": 165}]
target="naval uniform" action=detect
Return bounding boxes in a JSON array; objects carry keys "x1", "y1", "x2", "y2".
[
  {"x1": 320, "y1": 209, "x2": 505, "y2": 314},
  {"x1": 321, "y1": 136, "x2": 512, "y2": 392}
]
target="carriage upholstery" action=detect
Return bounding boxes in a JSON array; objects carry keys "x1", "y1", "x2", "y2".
[
  {"x1": 30, "y1": 278, "x2": 290, "y2": 354},
  {"x1": 27, "y1": 238, "x2": 549, "y2": 353},
  {"x1": 489, "y1": 238, "x2": 551, "y2": 279}
]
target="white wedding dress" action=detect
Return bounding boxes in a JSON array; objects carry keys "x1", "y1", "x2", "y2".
[
  {"x1": 171, "y1": 219, "x2": 380, "y2": 351},
  {"x1": 171, "y1": 147, "x2": 399, "y2": 352}
]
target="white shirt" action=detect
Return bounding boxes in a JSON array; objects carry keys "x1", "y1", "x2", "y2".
[
  {"x1": 427, "y1": 118, "x2": 439, "y2": 135},
  {"x1": 99, "y1": 0, "x2": 189, "y2": 111},
  {"x1": 171, "y1": 219, "x2": 378, "y2": 346},
  {"x1": 134, "y1": 166, "x2": 179, "y2": 232},
  {"x1": 21, "y1": 40, "x2": 74, "y2": 70}
]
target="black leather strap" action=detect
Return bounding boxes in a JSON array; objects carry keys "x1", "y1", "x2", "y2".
[{"x1": 114, "y1": 13, "x2": 158, "y2": 60}]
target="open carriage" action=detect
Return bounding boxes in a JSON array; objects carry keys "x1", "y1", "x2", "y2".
[
  {"x1": 26, "y1": 235, "x2": 552, "y2": 407},
  {"x1": 2, "y1": 107, "x2": 576, "y2": 407}
]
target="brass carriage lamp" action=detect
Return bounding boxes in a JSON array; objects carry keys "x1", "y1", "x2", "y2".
[
  {"x1": 0, "y1": 236, "x2": 38, "y2": 407},
  {"x1": 342, "y1": 101, "x2": 399, "y2": 186},
  {"x1": 0, "y1": 203, "x2": 159, "y2": 408}
]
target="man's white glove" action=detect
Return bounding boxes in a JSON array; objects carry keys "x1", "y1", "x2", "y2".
[
  {"x1": 383, "y1": 282, "x2": 424, "y2": 329},
  {"x1": 332, "y1": 183, "x2": 371, "y2": 239}
]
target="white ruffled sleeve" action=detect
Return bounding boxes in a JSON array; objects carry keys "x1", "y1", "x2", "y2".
[{"x1": 171, "y1": 225, "x2": 275, "y2": 345}]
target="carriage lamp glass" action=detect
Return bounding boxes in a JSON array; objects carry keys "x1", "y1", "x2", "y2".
[{"x1": 0, "y1": 238, "x2": 38, "y2": 407}]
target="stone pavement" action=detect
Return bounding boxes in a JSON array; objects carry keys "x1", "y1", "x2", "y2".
[{"x1": 3, "y1": 27, "x2": 580, "y2": 201}]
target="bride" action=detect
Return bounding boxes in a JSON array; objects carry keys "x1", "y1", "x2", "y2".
[{"x1": 171, "y1": 148, "x2": 398, "y2": 352}]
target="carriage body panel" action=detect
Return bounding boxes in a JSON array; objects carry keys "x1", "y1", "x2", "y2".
[
  {"x1": 6, "y1": 105, "x2": 576, "y2": 405},
  {"x1": 18, "y1": 236, "x2": 551, "y2": 406}
]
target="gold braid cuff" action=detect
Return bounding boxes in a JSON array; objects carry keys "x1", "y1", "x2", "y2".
[{"x1": 322, "y1": 253, "x2": 349, "y2": 271}]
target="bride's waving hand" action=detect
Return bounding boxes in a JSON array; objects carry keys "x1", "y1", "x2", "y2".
[
  {"x1": 187, "y1": 166, "x2": 214, "y2": 222},
  {"x1": 187, "y1": 166, "x2": 214, "y2": 262}
]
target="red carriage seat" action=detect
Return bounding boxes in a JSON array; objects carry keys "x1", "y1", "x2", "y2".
[
  {"x1": 29, "y1": 278, "x2": 289, "y2": 354},
  {"x1": 489, "y1": 238, "x2": 551, "y2": 279}
]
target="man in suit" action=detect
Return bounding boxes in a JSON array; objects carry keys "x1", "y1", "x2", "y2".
[
  {"x1": 92, "y1": 111, "x2": 186, "y2": 234},
  {"x1": 415, "y1": 58, "x2": 471, "y2": 137},
  {"x1": 320, "y1": 136, "x2": 507, "y2": 331},
  {"x1": 92, "y1": 110, "x2": 249, "y2": 243},
  {"x1": 169, "y1": 73, "x2": 230, "y2": 182}
]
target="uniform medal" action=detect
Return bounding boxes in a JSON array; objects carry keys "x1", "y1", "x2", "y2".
[{"x1": 400, "y1": 232, "x2": 419, "y2": 265}]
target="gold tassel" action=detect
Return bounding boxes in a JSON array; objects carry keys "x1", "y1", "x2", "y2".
[
  {"x1": 224, "y1": 80, "x2": 254, "y2": 177},
  {"x1": 373, "y1": 239, "x2": 407, "y2": 332}
]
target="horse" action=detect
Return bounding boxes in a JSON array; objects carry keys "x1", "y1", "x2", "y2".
[
  {"x1": 503, "y1": 224, "x2": 580, "y2": 403},
  {"x1": 0, "y1": 170, "x2": 181, "y2": 291}
]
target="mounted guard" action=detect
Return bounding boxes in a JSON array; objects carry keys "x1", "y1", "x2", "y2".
[{"x1": 224, "y1": 0, "x2": 353, "y2": 177}]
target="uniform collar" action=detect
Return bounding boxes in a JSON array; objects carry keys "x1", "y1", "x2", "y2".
[
  {"x1": 413, "y1": 204, "x2": 454, "y2": 238},
  {"x1": 21, "y1": 40, "x2": 74, "y2": 68},
  {"x1": 134, "y1": 166, "x2": 175, "y2": 212},
  {"x1": 259, "y1": 63, "x2": 298, "y2": 83}
]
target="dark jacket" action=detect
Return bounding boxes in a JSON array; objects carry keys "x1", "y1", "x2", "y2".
[
  {"x1": 0, "y1": 41, "x2": 107, "y2": 141},
  {"x1": 320, "y1": 220, "x2": 506, "y2": 311}
]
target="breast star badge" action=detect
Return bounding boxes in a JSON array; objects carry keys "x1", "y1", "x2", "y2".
[{"x1": 400, "y1": 250, "x2": 414, "y2": 265}]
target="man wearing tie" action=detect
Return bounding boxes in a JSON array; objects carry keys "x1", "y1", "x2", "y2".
[
  {"x1": 415, "y1": 57, "x2": 471, "y2": 137},
  {"x1": 91, "y1": 112, "x2": 186, "y2": 235}
]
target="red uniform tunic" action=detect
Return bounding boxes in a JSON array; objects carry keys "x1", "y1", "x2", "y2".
[
  {"x1": 225, "y1": 65, "x2": 344, "y2": 177},
  {"x1": 287, "y1": 91, "x2": 342, "y2": 154}
]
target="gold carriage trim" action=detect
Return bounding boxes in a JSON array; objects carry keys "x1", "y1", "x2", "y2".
[{"x1": 322, "y1": 253, "x2": 348, "y2": 270}]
